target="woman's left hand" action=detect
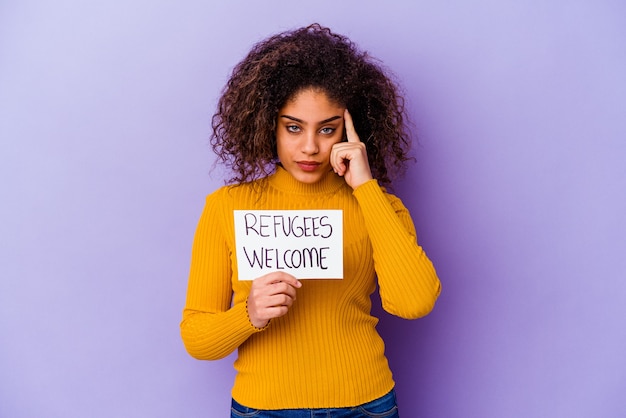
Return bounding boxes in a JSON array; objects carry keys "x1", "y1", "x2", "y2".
[{"x1": 330, "y1": 109, "x2": 373, "y2": 189}]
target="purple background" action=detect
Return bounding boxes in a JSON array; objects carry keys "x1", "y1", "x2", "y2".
[{"x1": 1, "y1": 1, "x2": 625, "y2": 417}]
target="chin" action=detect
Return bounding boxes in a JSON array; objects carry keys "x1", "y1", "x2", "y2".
[{"x1": 293, "y1": 168, "x2": 329, "y2": 183}]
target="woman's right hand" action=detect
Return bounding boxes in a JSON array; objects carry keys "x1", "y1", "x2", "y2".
[{"x1": 247, "y1": 271, "x2": 302, "y2": 328}]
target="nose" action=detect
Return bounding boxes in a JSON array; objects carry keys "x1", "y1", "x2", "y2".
[{"x1": 301, "y1": 132, "x2": 319, "y2": 155}]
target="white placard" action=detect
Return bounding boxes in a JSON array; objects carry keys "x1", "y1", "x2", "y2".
[{"x1": 234, "y1": 210, "x2": 343, "y2": 280}]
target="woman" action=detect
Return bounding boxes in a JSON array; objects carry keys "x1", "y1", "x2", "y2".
[{"x1": 181, "y1": 24, "x2": 441, "y2": 417}]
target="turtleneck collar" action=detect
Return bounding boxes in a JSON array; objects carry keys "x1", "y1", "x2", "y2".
[{"x1": 267, "y1": 165, "x2": 347, "y2": 195}]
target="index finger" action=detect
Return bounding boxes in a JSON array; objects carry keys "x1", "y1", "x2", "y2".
[
  {"x1": 344, "y1": 109, "x2": 361, "y2": 143},
  {"x1": 261, "y1": 271, "x2": 302, "y2": 288}
]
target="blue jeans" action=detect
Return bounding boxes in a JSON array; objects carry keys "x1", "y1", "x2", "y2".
[{"x1": 230, "y1": 389, "x2": 399, "y2": 417}]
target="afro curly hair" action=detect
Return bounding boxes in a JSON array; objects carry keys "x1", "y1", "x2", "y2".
[{"x1": 211, "y1": 23, "x2": 413, "y2": 186}]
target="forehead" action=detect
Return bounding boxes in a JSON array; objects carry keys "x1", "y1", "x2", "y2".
[{"x1": 280, "y1": 89, "x2": 344, "y2": 119}]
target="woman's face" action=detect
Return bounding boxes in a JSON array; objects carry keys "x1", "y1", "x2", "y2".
[{"x1": 276, "y1": 89, "x2": 345, "y2": 184}]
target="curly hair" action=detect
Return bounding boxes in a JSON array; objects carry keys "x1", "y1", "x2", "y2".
[{"x1": 211, "y1": 23, "x2": 412, "y2": 186}]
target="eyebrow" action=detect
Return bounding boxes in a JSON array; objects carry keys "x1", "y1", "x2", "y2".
[{"x1": 280, "y1": 115, "x2": 342, "y2": 124}]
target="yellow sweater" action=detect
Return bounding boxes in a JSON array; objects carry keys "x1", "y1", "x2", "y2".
[{"x1": 181, "y1": 166, "x2": 441, "y2": 409}]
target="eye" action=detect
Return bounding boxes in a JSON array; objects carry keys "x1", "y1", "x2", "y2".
[
  {"x1": 319, "y1": 127, "x2": 335, "y2": 135},
  {"x1": 286, "y1": 125, "x2": 301, "y2": 133}
]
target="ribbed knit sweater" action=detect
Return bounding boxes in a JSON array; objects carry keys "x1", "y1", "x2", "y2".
[{"x1": 180, "y1": 166, "x2": 441, "y2": 409}]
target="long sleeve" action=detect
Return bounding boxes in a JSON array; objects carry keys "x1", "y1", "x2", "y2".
[
  {"x1": 180, "y1": 189, "x2": 261, "y2": 360},
  {"x1": 353, "y1": 179, "x2": 441, "y2": 319},
  {"x1": 180, "y1": 167, "x2": 440, "y2": 409}
]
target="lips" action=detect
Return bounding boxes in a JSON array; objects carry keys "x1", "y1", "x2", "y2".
[{"x1": 296, "y1": 161, "x2": 321, "y2": 172}]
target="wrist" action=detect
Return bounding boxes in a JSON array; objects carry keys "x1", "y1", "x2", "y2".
[{"x1": 246, "y1": 298, "x2": 270, "y2": 329}]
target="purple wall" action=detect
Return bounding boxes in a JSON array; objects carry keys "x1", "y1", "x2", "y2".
[{"x1": 1, "y1": 1, "x2": 625, "y2": 417}]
